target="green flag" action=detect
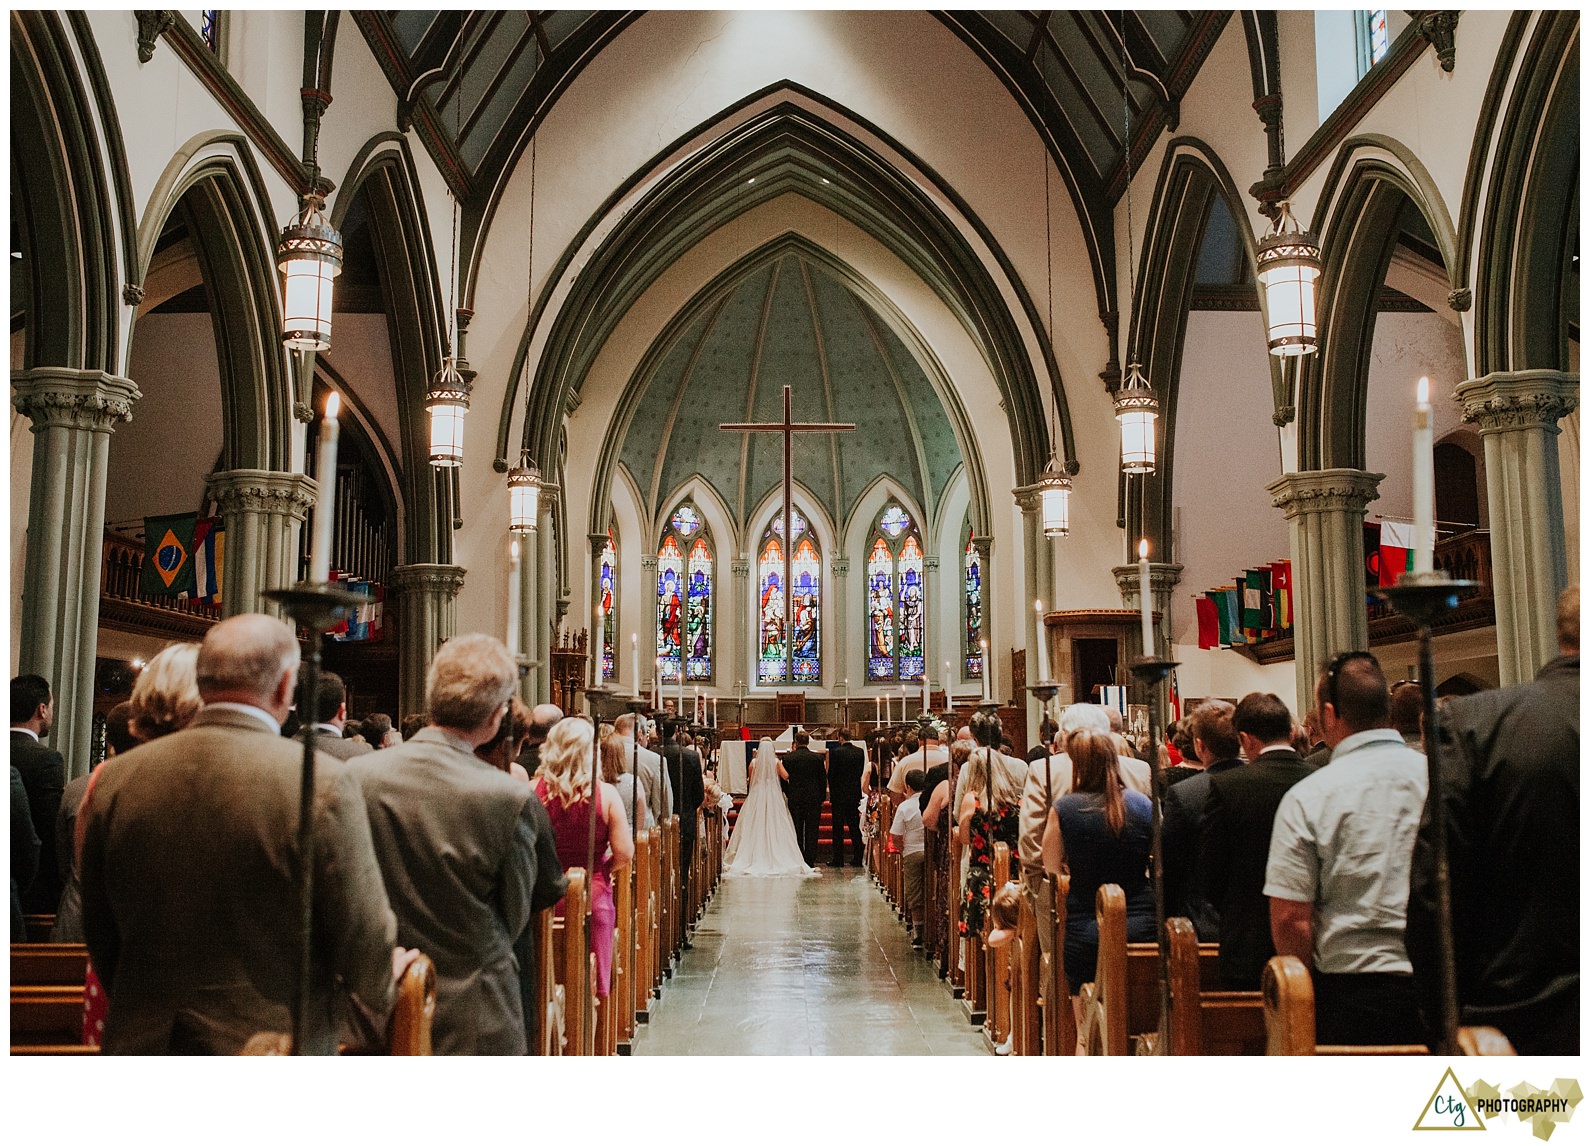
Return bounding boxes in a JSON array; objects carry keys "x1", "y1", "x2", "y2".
[{"x1": 142, "y1": 513, "x2": 198, "y2": 596}]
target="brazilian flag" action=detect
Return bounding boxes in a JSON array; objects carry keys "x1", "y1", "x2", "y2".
[{"x1": 142, "y1": 513, "x2": 198, "y2": 596}]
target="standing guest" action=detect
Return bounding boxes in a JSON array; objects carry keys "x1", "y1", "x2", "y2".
[
  {"x1": 301, "y1": 671, "x2": 371, "y2": 760},
  {"x1": 1041, "y1": 729, "x2": 1155, "y2": 993},
  {"x1": 1407, "y1": 587, "x2": 1580, "y2": 1055},
  {"x1": 1017, "y1": 705, "x2": 1107, "y2": 963},
  {"x1": 1301, "y1": 708, "x2": 1331, "y2": 768},
  {"x1": 613, "y1": 711, "x2": 673, "y2": 825},
  {"x1": 891, "y1": 725, "x2": 947, "y2": 796},
  {"x1": 827, "y1": 727, "x2": 867, "y2": 867},
  {"x1": 660, "y1": 720, "x2": 705, "y2": 916},
  {"x1": 399, "y1": 712, "x2": 428, "y2": 742},
  {"x1": 536, "y1": 717, "x2": 633, "y2": 999},
  {"x1": 1160, "y1": 700, "x2": 1241, "y2": 940},
  {"x1": 782, "y1": 730, "x2": 828, "y2": 868},
  {"x1": 475, "y1": 696, "x2": 533, "y2": 783},
  {"x1": 600, "y1": 733, "x2": 650, "y2": 830},
  {"x1": 11, "y1": 765, "x2": 38, "y2": 941},
  {"x1": 52, "y1": 703, "x2": 136, "y2": 943},
  {"x1": 1388, "y1": 682, "x2": 1424, "y2": 749},
  {"x1": 1025, "y1": 718, "x2": 1058, "y2": 764},
  {"x1": 520, "y1": 703, "x2": 564, "y2": 774},
  {"x1": 361, "y1": 712, "x2": 398, "y2": 749},
  {"x1": 1266, "y1": 651, "x2": 1428, "y2": 1046},
  {"x1": 1162, "y1": 719, "x2": 1202, "y2": 787},
  {"x1": 1198, "y1": 692, "x2": 1315, "y2": 988},
  {"x1": 889, "y1": 769, "x2": 927, "y2": 939},
  {"x1": 955, "y1": 712, "x2": 1027, "y2": 936},
  {"x1": 79, "y1": 614, "x2": 398, "y2": 1054},
  {"x1": 353, "y1": 634, "x2": 564, "y2": 1054},
  {"x1": 11, "y1": 674, "x2": 65, "y2": 914}
]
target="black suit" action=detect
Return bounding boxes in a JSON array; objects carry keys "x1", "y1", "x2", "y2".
[
  {"x1": 1407, "y1": 654, "x2": 1579, "y2": 1054},
  {"x1": 1198, "y1": 748, "x2": 1317, "y2": 987},
  {"x1": 827, "y1": 742, "x2": 866, "y2": 865},
  {"x1": 782, "y1": 746, "x2": 828, "y2": 865},
  {"x1": 662, "y1": 743, "x2": 706, "y2": 913},
  {"x1": 11, "y1": 730, "x2": 65, "y2": 915},
  {"x1": 1161, "y1": 757, "x2": 1241, "y2": 942}
]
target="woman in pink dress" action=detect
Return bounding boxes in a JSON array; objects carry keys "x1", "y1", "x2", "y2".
[{"x1": 534, "y1": 717, "x2": 633, "y2": 996}]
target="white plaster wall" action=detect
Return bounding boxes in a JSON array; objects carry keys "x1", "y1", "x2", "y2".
[
  {"x1": 108, "y1": 312, "x2": 225, "y2": 525},
  {"x1": 319, "y1": 313, "x2": 401, "y2": 468},
  {"x1": 1169, "y1": 645, "x2": 1300, "y2": 715},
  {"x1": 1168, "y1": 310, "x2": 1290, "y2": 652}
]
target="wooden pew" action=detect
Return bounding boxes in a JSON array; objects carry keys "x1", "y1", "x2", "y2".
[
  {"x1": 1009, "y1": 878, "x2": 1041, "y2": 1055},
  {"x1": 1164, "y1": 917, "x2": 1265, "y2": 1055},
  {"x1": 612, "y1": 854, "x2": 635, "y2": 1050},
  {"x1": 387, "y1": 951, "x2": 438, "y2": 1055},
  {"x1": 1076, "y1": 885, "x2": 1159, "y2": 1055},
  {"x1": 550, "y1": 869, "x2": 593, "y2": 1055},
  {"x1": 23, "y1": 913, "x2": 55, "y2": 943},
  {"x1": 1041, "y1": 872, "x2": 1076, "y2": 1056},
  {"x1": 11, "y1": 942, "x2": 89, "y2": 1052},
  {"x1": 12, "y1": 942, "x2": 88, "y2": 985},
  {"x1": 632, "y1": 828, "x2": 653, "y2": 1024},
  {"x1": 982, "y1": 843, "x2": 1012, "y2": 1047},
  {"x1": 1261, "y1": 956, "x2": 1516, "y2": 1056}
]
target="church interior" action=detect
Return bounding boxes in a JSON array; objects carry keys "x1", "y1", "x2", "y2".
[{"x1": 8, "y1": 7, "x2": 1579, "y2": 1075}]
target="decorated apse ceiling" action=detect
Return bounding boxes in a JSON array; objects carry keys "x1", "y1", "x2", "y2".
[{"x1": 617, "y1": 252, "x2": 962, "y2": 534}]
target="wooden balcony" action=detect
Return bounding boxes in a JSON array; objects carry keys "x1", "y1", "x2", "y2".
[
  {"x1": 98, "y1": 529, "x2": 221, "y2": 642},
  {"x1": 1239, "y1": 530, "x2": 1495, "y2": 665}
]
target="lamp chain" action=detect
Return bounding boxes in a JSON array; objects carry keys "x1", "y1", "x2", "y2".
[{"x1": 1119, "y1": 10, "x2": 1135, "y2": 365}]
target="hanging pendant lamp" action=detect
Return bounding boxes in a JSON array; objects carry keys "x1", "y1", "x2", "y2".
[
  {"x1": 426, "y1": 356, "x2": 469, "y2": 467},
  {"x1": 507, "y1": 448, "x2": 542, "y2": 533},
  {"x1": 277, "y1": 191, "x2": 342, "y2": 352},
  {"x1": 1114, "y1": 360, "x2": 1158, "y2": 475},
  {"x1": 1256, "y1": 201, "x2": 1322, "y2": 356}
]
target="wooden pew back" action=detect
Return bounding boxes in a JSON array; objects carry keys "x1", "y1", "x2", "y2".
[
  {"x1": 1077, "y1": 884, "x2": 1159, "y2": 1055},
  {"x1": 388, "y1": 951, "x2": 437, "y2": 1055},
  {"x1": 1165, "y1": 917, "x2": 1264, "y2": 1055}
]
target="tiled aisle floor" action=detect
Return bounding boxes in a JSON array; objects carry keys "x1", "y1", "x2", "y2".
[{"x1": 633, "y1": 867, "x2": 990, "y2": 1056}]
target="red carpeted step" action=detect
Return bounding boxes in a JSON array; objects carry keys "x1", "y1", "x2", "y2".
[{"x1": 728, "y1": 796, "x2": 846, "y2": 845}]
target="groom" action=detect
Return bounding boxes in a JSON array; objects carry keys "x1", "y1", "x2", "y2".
[{"x1": 782, "y1": 730, "x2": 828, "y2": 867}]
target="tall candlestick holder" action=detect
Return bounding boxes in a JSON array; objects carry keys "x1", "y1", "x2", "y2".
[
  {"x1": 1027, "y1": 679, "x2": 1059, "y2": 744},
  {"x1": 1374, "y1": 570, "x2": 1478, "y2": 1056},
  {"x1": 1127, "y1": 653, "x2": 1177, "y2": 1054},
  {"x1": 262, "y1": 580, "x2": 370, "y2": 1055}
]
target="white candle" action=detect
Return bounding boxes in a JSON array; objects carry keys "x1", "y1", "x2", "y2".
[
  {"x1": 630, "y1": 633, "x2": 639, "y2": 695},
  {"x1": 921, "y1": 672, "x2": 930, "y2": 715},
  {"x1": 309, "y1": 393, "x2": 340, "y2": 583},
  {"x1": 508, "y1": 539, "x2": 520, "y2": 655},
  {"x1": 980, "y1": 639, "x2": 992, "y2": 703},
  {"x1": 712, "y1": 697, "x2": 718, "y2": 726},
  {"x1": 694, "y1": 685, "x2": 701, "y2": 724},
  {"x1": 1414, "y1": 376, "x2": 1435, "y2": 575},
  {"x1": 1138, "y1": 539, "x2": 1154, "y2": 655},
  {"x1": 875, "y1": 695, "x2": 881, "y2": 725},
  {"x1": 1034, "y1": 599, "x2": 1051, "y2": 681},
  {"x1": 653, "y1": 658, "x2": 660, "y2": 709}
]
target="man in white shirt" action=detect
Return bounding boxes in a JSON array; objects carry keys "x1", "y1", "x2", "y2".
[{"x1": 889, "y1": 769, "x2": 927, "y2": 941}]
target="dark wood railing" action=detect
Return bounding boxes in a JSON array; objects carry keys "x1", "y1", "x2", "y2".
[{"x1": 98, "y1": 529, "x2": 221, "y2": 641}]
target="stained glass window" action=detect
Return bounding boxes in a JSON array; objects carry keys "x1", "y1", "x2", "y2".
[
  {"x1": 599, "y1": 532, "x2": 617, "y2": 682},
  {"x1": 685, "y1": 537, "x2": 713, "y2": 680},
  {"x1": 758, "y1": 538, "x2": 786, "y2": 683},
  {"x1": 200, "y1": 10, "x2": 221, "y2": 53},
  {"x1": 866, "y1": 503, "x2": 925, "y2": 682},
  {"x1": 758, "y1": 516, "x2": 822, "y2": 684},
  {"x1": 963, "y1": 531, "x2": 983, "y2": 679},
  {"x1": 658, "y1": 502, "x2": 713, "y2": 683}
]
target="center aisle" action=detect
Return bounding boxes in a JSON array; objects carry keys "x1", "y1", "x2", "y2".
[{"x1": 633, "y1": 867, "x2": 990, "y2": 1056}]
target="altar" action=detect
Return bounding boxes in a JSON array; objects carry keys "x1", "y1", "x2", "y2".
[{"x1": 717, "y1": 726, "x2": 830, "y2": 794}]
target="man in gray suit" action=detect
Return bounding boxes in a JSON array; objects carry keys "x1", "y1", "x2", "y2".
[
  {"x1": 79, "y1": 614, "x2": 398, "y2": 1054},
  {"x1": 353, "y1": 634, "x2": 567, "y2": 1055},
  {"x1": 299, "y1": 670, "x2": 373, "y2": 760},
  {"x1": 613, "y1": 711, "x2": 673, "y2": 829}
]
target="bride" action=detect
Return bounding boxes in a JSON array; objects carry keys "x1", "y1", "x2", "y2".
[{"x1": 723, "y1": 737, "x2": 816, "y2": 877}]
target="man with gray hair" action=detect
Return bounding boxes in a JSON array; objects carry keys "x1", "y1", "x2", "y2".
[
  {"x1": 352, "y1": 633, "x2": 567, "y2": 1054},
  {"x1": 613, "y1": 711, "x2": 671, "y2": 829},
  {"x1": 80, "y1": 614, "x2": 398, "y2": 1053}
]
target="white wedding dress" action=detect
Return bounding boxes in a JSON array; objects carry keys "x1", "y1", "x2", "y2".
[{"x1": 723, "y1": 738, "x2": 816, "y2": 877}]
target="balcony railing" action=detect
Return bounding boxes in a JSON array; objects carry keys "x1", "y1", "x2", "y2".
[{"x1": 99, "y1": 529, "x2": 221, "y2": 640}]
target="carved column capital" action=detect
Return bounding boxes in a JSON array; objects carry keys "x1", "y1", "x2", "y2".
[
  {"x1": 1456, "y1": 370, "x2": 1579, "y2": 436},
  {"x1": 730, "y1": 559, "x2": 751, "y2": 578},
  {"x1": 1110, "y1": 563, "x2": 1185, "y2": 598},
  {"x1": 12, "y1": 368, "x2": 140, "y2": 433},
  {"x1": 588, "y1": 532, "x2": 610, "y2": 559},
  {"x1": 1447, "y1": 286, "x2": 1472, "y2": 312},
  {"x1": 829, "y1": 557, "x2": 850, "y2": 576},
  {"x1": 391, "y1": 563, "x2": 467, "y2": 599},
  {"x1": 205, "y1": 469, "x2": 317, "y2": 521},
  {"x1": 1011, "y1": 485, "x2": 1042, "y2": 513},
  {"x1": 1417, "y1": 11, "x2": 1460, "y2": 72},
  {"x1": 923, "y1": 555, "x2": 940, "y2": 572},
  {"x1": 1266, "y1": 468, "x2": 1384, "y2": 520},
  {"x1": 640, "y1": 556, "x2": 659, "y2": 574},
  {"x1": 970, "y1": 535, "x2": 993, "y2": 561}
]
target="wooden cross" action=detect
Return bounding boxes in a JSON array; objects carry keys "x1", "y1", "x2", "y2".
[{"x1": 721, "y1": 386, "x2": 854, "y2": 682}]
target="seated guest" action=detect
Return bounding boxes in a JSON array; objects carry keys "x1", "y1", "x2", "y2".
[
  {"x1": 79, "y1": 615, "x2": 398, "y2": 1054},
  {"x1": 476, "y1": 696, "x2": 533, "y2": 783},
  {"x1": 353, "y1": 635, "x2": 566, "y2": 1054},
  {"x1": 536, "y1": 717, "x2": 634, "y2": 999},
  {"x1": 1041, "y1": 729, "x2": 1155, "y2": 993},
  {"x1": 1198, "y1": 692, "x2": 1315, "y2": 988}
]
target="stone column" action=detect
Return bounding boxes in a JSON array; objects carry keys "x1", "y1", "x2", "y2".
[
  {"x1": 829, "y1": 556, "x2": 850, "y2": 693},
  {"x1": 1111, "y1": 560, "x2": 1184, "y2": 718},
  {"x1": 730, "y1": 558, "x2": 750, "y2": 700},
  {"x1": 204, "y1": 469, "x2": 317, "y2": 617},
  {"x1": 1456, "y1": 370, "x2": 1579, "y2": 684},
  {"x1": 514, "y1": 540, "x2": 533, "y2": 704},
  {"x1": 922, "y1": 553, "x2": 940, "y2": 697},
  {"x1": 1013, "y1": 488, "x2": 1054, "y2": 740},
  {"x1": 640, "y1": 555, "x2": 660, "y2": 703},
  {"x1": 391, "y1": 563, "x2": 466, "y2": 718},
  {"x1": 12, "y1": 367, "x2": 140, "y2": 778},
  {"x1": 1266, "y1": 468, "x2": 1383, "y2": 709}
]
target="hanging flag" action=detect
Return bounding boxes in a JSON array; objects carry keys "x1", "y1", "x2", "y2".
[
  {"x1": 192, "y1": 518, "x2": 223, "y2": 603},
  {"x1": 1242, "y1": 568, "x2": 1274, "y2": 632},
  {"x1": 1363, "y1": 522, "x2": 1383, "y2": 587},
  {"x1": 1269, "y1": 559, "x2": 1293, "y2": 630},
  {"x1": 1220, "y1": 586, "x2": 1247, "y2": 646},
  {"x1": 1195, "y1": 594, "x2": 1220, "y2": 649},
  {"x1": 1098, "y1": 685, "x2": 1128, "y2": 718},
  {"x1": 141, "y1": 513, "x2": 198, "y2": 596},
  {"x1": 1379, "y1": 520, "x2": 1416, "y2": 585},
  {"x1": 1166, "y1": 670, "x2": 1182, "y2": 724}
]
